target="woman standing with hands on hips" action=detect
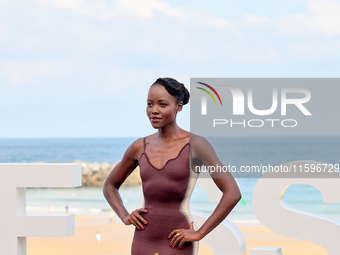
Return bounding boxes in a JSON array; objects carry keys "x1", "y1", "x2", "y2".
[{"x1": 103, "y1": 77, "x2": 241, "y2": 255}]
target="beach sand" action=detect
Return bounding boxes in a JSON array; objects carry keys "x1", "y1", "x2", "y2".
[{"x1": 27, "y1": 215, "x2": 328, "y2": 255}]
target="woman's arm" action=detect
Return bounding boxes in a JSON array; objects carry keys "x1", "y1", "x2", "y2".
[
  {"x1": 193, "y1": 136, "x2": 241, "y2": 239},
  {"x1": 103, "y1": 138, "x2": 148, "y2": 230},
  {"x1": 169, "y1": 135, "x2": 241, "y2": 249}
]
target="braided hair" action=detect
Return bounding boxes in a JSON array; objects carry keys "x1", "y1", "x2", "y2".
[{"x1": 151, "y1": 77, "x2": 190, "y2": 105}]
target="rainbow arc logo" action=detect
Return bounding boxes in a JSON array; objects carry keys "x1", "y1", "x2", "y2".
[{"x1": 196, "y1": 82, "x2": 223, "y2": 106}]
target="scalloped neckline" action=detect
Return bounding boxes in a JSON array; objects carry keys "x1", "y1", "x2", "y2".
[{"x1": 141, "y1": 142, "x2": 190, "y2": 171}]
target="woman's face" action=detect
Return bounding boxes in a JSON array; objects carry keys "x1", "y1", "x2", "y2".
[{"x1": 146, "y1": 84, "x2": 183, "y2": 128}]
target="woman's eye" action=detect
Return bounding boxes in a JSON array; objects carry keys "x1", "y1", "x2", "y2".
[
  {"x1": 160, "y1": 103, "x2": 167, "y2": 106},
  {"x1": 147, "y1": 103, "x2": 152, "y2": 106}
]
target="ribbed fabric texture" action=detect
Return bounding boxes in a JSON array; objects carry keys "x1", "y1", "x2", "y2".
[{"x1": 131, "y1": 137, "x2": 197, "y2": 255}]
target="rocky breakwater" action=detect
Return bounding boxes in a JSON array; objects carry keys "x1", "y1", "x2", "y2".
[
  {"x1": 28, "y1": 160, "x2": 142, "y2": 187},
  {"x1": 73, "y1": 160, "x2": 142, "y2": 187}
]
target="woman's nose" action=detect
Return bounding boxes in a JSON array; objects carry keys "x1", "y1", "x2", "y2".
[{"x1": 152, "y1": 106, "x2": 159, "y2": 114}]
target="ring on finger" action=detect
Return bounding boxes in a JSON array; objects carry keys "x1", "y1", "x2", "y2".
[{"x1": 175, "y1": 232, "x2": 180, "y2": 237}]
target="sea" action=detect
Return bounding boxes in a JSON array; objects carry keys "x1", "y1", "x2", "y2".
[{"x1": 0, "y1": 136, "x2": 339, "y2": 225}]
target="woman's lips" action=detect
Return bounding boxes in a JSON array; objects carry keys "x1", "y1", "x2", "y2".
[{"x1": 151, "y1": 117, "x2": 161, "y2": 122}]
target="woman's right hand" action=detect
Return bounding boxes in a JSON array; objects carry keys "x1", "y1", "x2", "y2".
[{"x1": 122, "y1": 208, "x2": 148, "y2": 230}]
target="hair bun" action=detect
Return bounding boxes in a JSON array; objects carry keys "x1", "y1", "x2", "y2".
[
  {"x1": 181, "y1": 85, "x2": 190, "y2": 105},
  {"x1": 151, "y1": 77, "x2": 190, "y2": 105}
]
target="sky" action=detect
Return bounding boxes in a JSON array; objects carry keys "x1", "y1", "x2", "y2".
[{"x1": 1, "y1": 0, "x2": 340, "y2": 138}]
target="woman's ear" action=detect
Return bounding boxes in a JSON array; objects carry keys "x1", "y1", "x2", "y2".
[{"x1": 177, "y1": 102, "x2": 183, "y2": 112}]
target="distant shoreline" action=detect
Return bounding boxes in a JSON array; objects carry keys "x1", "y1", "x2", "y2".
[{"x1": 18, "y1": 160, "x2": 142, "y2": 187}]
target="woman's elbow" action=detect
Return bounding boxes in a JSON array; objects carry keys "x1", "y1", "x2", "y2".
[
  {"x1": 228, "y1": 190, "x2": 242, "y2": 205},
  {"x1": 102, "y1": 183, "x2": 108, "y2": 198},
  {"x1": 234, "y1": 192, "x2": 242, "y2": 204},
  {"x1": 102, "y1": 181, "x2": 114, "y2": 198},
  {"x1": 222, "y1": 189, "x2": 242, "y2": 204}
]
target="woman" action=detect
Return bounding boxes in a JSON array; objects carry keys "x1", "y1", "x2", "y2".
[{"x1": 103, "y1": 77, "x2": 241, "y2": 254}]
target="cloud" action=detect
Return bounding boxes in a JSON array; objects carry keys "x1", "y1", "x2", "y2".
[
  {"x1": 244, "y1": 13, "x2": 272, "y2": 29},
  {"x1": 34, "y1": 0, "x2": 118, "y2": 20},
  {"x1": 287, "y1": 0, "x2": 340, "y2": 35},
  {"x1": 2, "y1": 0, "x2": 337, "y2": 77},
  {"x1": 234, "y1": 45, "x2": 280, "y2": 64},
  {"x1": 0, "y1": 0, "x2": 10, "y2": 6},
  {"x1": 116, "y1": 0, "x2": 185, "y2": 20},
  {"x1": 32, "y1": 0, "x2": 186, "y2": 21},
  {"x1": 243, "y1": 0, "x2": 340, "y2": 36},
  {"x1": 1, "y1": 60, "x2": 77, "y2": 87},
  {"x1": 208, "y1": 18, "x2": 237, "y2": 31},
  {"x1": 106, "y1": 68, "x2": 155, "y2": 93},
  {"x1": 104, "y1": 68, "x2": 190, "y2": 94}
]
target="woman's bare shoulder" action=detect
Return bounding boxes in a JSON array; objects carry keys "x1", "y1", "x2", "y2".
[
  {"x1": 124, "y1": 137, "x2": 145, "y2": 161},
  {"x1": 189, "y1": 133, "x2": 210, "y2": 145},
  {"x1": 189, "y1": 133, "x2": 218, "y2": 158}
]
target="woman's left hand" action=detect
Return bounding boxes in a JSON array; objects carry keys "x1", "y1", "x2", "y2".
[{"x1": 168, "y1": 221, "x2": 202, "y2": 249}]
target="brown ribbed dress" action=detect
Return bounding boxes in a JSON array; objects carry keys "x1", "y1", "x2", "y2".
[{"x1": 131, "y1": 136, "x2": 199, "y2": 255}]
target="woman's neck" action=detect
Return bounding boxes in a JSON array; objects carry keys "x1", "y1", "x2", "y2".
[{"x1": 156, "y1": 123, "x2": 182, "y2": 141}]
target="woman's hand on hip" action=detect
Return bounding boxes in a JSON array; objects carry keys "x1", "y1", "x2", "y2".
[
  {"x1": 122, "y1": 208, "x2": 148, "y2": 230},
  {"x1": 168, "y1": 221, "x2": 202, "y2": 249}
]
